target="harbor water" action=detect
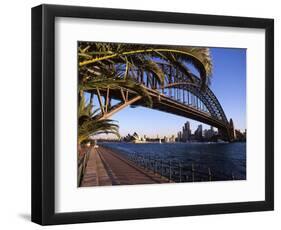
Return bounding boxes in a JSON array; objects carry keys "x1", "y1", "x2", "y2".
[{"x1": 101, "y1": 142, "x2": 246, "y2": 182}]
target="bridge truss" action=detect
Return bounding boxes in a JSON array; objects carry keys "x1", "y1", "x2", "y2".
[{"x1": 84, "y1": 63, "x2": 235, "y2": 141}]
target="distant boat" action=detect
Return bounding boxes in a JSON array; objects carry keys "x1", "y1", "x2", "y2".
[{"x1": 159, "y1": 139, "x2": 162, "y2": 144}]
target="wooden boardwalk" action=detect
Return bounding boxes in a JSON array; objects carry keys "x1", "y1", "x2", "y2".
[{"x1": 80, "y1": 146, "x2": 170, "y2": 187}]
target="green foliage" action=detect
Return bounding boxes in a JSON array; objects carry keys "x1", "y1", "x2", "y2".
[
  {"x1": 78, "y1": 42, "x2": 213, "y2": 88},
  {"x1": 78, "y1": 94, "x2": 120, "y2": 144}
]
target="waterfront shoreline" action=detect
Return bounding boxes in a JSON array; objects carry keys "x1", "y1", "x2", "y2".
[{"x1": 101, "y1": 142, "x2": 246, "y2": 181}]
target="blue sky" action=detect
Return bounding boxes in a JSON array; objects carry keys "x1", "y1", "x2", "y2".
[
  {"x1": 210, "y1": 48, "x2": 246, "y2": 132},
  {"x1": 88, "y1": 47, "x2": 246, "y2": 138}
]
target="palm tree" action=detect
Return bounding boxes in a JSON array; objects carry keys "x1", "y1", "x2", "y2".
[{"x1": 78, "y1": 94, "x2": 120, "y2": 145}]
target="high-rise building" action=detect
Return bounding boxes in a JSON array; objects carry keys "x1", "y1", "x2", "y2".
[
  {"x1": 177, "y1": 131, "x2": 182, "y2": 142},
  {"x1": 170, "y1": 135, "x2": 176, "y2": 142},
  {"x1": 182, "y1": 121, "x2": 191, "y2": 142},
  {"x1": 194, "y1": 124, "x2": 203, "y2": 140},
  {"x1": 163, "y1": 136, "x2": 169, "y2": 143},
  {"x1": 204, "y1": 126, "x2": 215, "y2": 140}
]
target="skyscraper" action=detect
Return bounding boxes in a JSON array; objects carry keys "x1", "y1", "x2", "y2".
[
  {"x1": 182, "y1": 121, "x2": 191, "y2": 142},
  {"x1": 177, "y1": 131, "x2": 182, "y2": 142},
  {"x1": 204, "y1": 126, "x2": 216, "y2": 140},
  {"x1": 194, "y1": 124, "x2": 203, "y2": 140}
]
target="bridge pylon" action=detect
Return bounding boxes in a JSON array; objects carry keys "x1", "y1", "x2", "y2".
[
  {"x1": 218, "y1": 119, "x2": 236, "y2": 142},
  {"x1": 228, "y1": 118, "x2": 236, "y2": 141}
]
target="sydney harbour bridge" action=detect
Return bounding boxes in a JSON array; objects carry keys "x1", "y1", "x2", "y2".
[{"x1": 86, "y1": 63, "x2": 236, "y2": 141}]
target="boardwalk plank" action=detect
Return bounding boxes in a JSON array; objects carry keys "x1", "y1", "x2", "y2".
[{"x1": 80, "y1": 146, "x2": 170, "y2": 187}]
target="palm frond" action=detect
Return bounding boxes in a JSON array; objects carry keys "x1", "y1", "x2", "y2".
[
  {"x1": 78, "y1": 42, "x2": 213, "y2": 88},
  {"x1": 78, "y1": 93, "x2": 121, "y2": 144}
]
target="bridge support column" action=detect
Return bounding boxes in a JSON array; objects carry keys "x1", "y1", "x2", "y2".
[
  {"x1": 218, "y1": 119, "x2": 236, "y2": 142},
  {"x1": 228, "y1": 118, "x2": 236, "y2": 141},
  {"x1": 218, "y1": 127, "x2": 234, "y2": 142}
]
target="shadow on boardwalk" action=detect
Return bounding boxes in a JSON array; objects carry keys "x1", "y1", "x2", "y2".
[{"x1": 80, "y1": 146, "x2": 171, "y2": 187}]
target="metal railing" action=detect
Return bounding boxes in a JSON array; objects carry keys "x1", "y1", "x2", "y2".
[
  {"x1": 77, "y1": 148, "x2": 91, "y2": 186},
  {"x1": 117, "y1": 151, "x2": 237, "y2": 182}
]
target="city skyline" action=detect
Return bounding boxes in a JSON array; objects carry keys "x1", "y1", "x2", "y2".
[{"x1": 95, "y1": 120, "x2": 245, "y2": 142}]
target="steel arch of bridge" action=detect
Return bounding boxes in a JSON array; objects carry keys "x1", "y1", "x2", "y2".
[
  {"x1": 156, "y1": 63, "x2": 228, "y2": 123},
  {"x1": 87, "y1": 63, "x2": 234, "y2": 141}
]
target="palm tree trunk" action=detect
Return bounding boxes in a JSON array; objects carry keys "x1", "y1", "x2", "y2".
[{"x1": 78, "y1": 90, "x2": 83, "y2": 106}]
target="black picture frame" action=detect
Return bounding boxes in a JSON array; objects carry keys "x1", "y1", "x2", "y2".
[{"x1": 31, "y1": 4, "x2": 274, "y2": 225}]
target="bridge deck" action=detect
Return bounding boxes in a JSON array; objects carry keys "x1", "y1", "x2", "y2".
[
  {"x1": 90, "y1": 87, "x2": 228, "y2": 130},
  {"x1": 80, "y1": 146, "x2": 170, "y2": 187}
]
